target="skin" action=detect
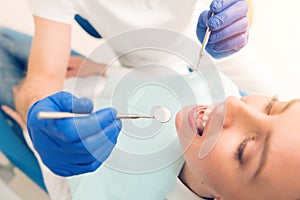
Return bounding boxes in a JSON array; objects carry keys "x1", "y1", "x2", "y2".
[
  {"x1": 14, "y1": 16, "x2": 106, "y2": 121},
  {"x1": 66, "y1": 56, "x2": 106, "y2": 78},
  {"x1": 1, "y1": 104, "x2": 26, "y2": 131},
  {"x1": 176, "y1": 95, "x2": 300, "y2": 200},
  {"x1": 15, "y1": 16, "x2": 72, "y2": 121}
]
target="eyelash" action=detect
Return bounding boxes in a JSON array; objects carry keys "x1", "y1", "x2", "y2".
[
  {"x1": 235, "y1": 136, "x2": 256, "y2": 165},
  {"x1": 235, "y1": 97, "x2": 277, "y2": 164},
  {"x1": 266, "y1": 96, "x2": 278, "y2": 115}
]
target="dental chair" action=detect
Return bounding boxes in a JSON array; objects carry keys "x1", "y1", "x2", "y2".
[{"x1": 0, "y1": 15, "x2": 101, "y2": 193}]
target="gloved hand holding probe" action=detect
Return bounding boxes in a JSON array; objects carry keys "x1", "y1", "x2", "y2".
[
  {"x1": 27, "y1": 91, "x2": 122, "y2": 176},
  {"x1": 197, "y1": 0, "x2": 249, "y2": 58}
]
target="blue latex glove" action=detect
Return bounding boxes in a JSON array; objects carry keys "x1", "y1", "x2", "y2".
[
  {"x1": 27, "y1": 91, "x2": 122, "y2": 176},
  {"x1": 197, "y1": 0, "x2": 249, "y2": 58}
]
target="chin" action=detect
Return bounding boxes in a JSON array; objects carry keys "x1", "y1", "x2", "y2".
[{"x1": 175, "y1": 110, "x2": 183, "y2": 131}]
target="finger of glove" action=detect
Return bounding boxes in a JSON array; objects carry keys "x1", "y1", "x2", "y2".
[
  {"x1": 54, "y1": 108, "x2": 118, "y2": 142},
  {"x1": 46, "y1": 91, "x2": 77, "y2": 112},
  {"x1": 91, "y1": 140, "x2": 116, "y2": 164},
  {"x1": 29, "y1": 91, "x2": 86, "y2": 114},
  {"x1": 48, "y1": 91, "x2": 93, "y2": 113},
  {"x1": 72, "y1": 97, "x2": 93, "y2": 113},
  {"x1": 39, "y1": 149, "x2": 96, "y2": 167},
  {"x1": 80, "y1": 120, "x2": 122, "y2": 155},
  {"x1": 206, "y1": 31, "x2": 248, "y2": 59},
  {"x1": 196, "y1": 10, "x2": 213, "y2": 43},
  {"x1": 209, "y1": 30, "x2": 248, "y2": 52},
  {"x1": 208, "y1": 1, "x2": 248, "y2": 31},
  {"x1": 47, "y1": 159, "x2": 102, "y2": 177},
  {"x1": 210, "y1": 0, "x2": 244, "y2": 13},
  {"x1": 65, "y1": 157, "x2": 102, "y2": 176},
  {"x1": 209, "y1": 17, "x2": 248, "y2": 43},
  {"x1": 62, "y1": 119, "x2": 121, "y2": 155},
  {"x1": 207, "y1": 46, "x2": 241, "y2": 59},
  {"x1": 62, "y1": 123, "x2": 119, "y2": 165}
]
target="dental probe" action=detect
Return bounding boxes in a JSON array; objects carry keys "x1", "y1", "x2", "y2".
[
  {"x1": 38, "y1": 112, "x2": 152, "y2": 119},
  {"x1": 195, "y1": 12, "x2": 214, "y2": 73},
  {"x1": 38, "y1": 107, "x2": 172, "y2": 123}
]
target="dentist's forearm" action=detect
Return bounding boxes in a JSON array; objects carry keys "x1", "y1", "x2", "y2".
[
  {"x1": 15, "y1": 16, "x2": 72, "y2": 122},
  {"x1": 15, "y1": 76, "x2": 64, "y2": 122}
]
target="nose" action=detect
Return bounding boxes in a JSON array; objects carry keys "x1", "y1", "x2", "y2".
[{"x1": 223, "y1": 96, "x2": 261, "y2": 129}]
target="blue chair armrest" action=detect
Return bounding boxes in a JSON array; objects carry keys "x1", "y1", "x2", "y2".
[{"x1": 0, "y1": 112, "x2": 47, "y2": 192}]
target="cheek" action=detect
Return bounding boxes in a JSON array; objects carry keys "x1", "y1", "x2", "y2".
[
  {"x1": 183, "y1": 141, "x2": 207, "y2": 180},
  {"x1": 195, "y1": 133, "x2": 239, "y2": 188},
  {"x1": 176, "y1": 109, "x2": 210, "y2": 180},
  {"x1": 181, "y1": 135, "x2": 232, "y2": 185},
  {"x1": 266, "y1": 127, "x2": 300, "y2": 189},
  {"x1": 184, "y1": 145, "x2": 227, "y2": 189}
]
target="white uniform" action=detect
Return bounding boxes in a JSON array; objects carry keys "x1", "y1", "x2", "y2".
[
  {"x1": 28, "y1": 0, "x2": 275, "y2": 94},
  {"x1": 28, "y1": 0, "x2": 208, "y2": 70}
]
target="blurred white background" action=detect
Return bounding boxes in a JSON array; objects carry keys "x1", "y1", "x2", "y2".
[
  {"x1": 0, "y1": 0, "x2": 300, "y2": 199},
  {"x1": 247, "y1": 0, "x2": 300, "y2": 100}
]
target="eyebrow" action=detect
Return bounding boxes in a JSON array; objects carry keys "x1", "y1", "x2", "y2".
[
  {"x1": 280, "y1": 99, "x2": 300, "y2": 113},
  {"x1": 252, "y1": 132, "x2": 271, "y2": 180}
]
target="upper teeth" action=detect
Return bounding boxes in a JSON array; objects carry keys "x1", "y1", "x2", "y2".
[{"x1": 202, "y1": 106, "x2": 213, "y2": 128}]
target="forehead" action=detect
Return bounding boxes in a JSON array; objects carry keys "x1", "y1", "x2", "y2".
[
  {"x1": 272, "y1": 99, "x2": 300, "y2": 145},
  {"x1": 260, "y1": 100, "x2": 300, "y2": 179}
]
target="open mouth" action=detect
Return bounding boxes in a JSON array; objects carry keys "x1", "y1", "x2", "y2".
[{"x1": 188, "y1": 105, "x2": 214, "y2": 136}]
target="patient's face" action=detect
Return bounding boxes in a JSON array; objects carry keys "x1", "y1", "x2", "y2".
[{"x1": 176, "y1": 95, "x2": 300, "y2": 199}]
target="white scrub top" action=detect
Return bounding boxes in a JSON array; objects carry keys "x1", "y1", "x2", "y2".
[
  {"x1": 28, "y1": 0, "x2": 277, "y2": 95},
  {"x1": 27, "y1": 0, "x2": 203, "y2": 35},
  {"x1": 27, "y1": 0, "x2": 210, "y2": 70}
]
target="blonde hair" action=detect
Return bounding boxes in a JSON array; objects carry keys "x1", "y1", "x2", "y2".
[{"x1": 246, "y1": 0, "x2": 253, "y2": 26}]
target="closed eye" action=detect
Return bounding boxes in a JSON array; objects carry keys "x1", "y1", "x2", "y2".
[
  {"x1": 235, "y1": 136, "x2": 257, "y2": 165},
  {"x1": 266, "y1": 96, "x2": 278, "y2": 115}
]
